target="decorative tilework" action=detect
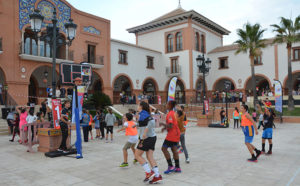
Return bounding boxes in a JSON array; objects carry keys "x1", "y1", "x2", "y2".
[
  {"x1": 19, "y1": 0, "x2": 71, "y2": 33},
  {"x1": 83, "y1": 26, "x2": 101, "y2": 35}
]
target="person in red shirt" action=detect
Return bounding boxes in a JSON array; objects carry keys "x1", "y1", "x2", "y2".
[
  {"x1": 161, "y1": 100, "x2": 181, "y2": 174},
  {"x1": 264, "y1": 98, "x2": 272, "y2": 108}
]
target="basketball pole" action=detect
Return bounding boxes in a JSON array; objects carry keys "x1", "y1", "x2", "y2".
[{"x1": 74, "y1": 78, "x2": 83, "y2": 159}]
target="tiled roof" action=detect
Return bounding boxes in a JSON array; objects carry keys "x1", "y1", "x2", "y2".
[
  {"x1": 208, "y1": 38, "x2": 275, "y2": 54},
  {"x1": 149, "y1": 8, "x2": 187, "y2": 23}
]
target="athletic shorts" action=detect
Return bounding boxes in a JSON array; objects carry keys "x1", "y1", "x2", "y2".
[
  {"x1": 262, "y1": 128, "x2": 273, "y2": 139},
  {"x1": 137, "y1": 136, "x2": 157, "y2": 151},
  {"x1": 88, "y1": 125, "x2": 92, "y2": 131},
  {"x1": 106, "y1": 126, "x2": 113, "y2": 134},
  {"x1": 162, "y1": 139, "x2": 179, "y2": 148},
  {"x1": 123, "y1": 142, "x2": 136, "y2": 150},
  {"x1": 241, "y1": 126, "x2": 254, "y2": 143}
]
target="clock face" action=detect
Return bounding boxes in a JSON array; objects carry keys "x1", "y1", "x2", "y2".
[{"x1": 21, "y1": 67, "x2": 26, "y2": 73}]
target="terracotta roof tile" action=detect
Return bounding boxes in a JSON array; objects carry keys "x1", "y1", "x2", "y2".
[{"x1": 149, "y1": 8, "x2": 186, "y2": 23}]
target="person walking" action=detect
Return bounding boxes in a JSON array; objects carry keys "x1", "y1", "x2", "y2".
[
  {"x1": 233, "y1": 107, "x2": 240, "y2": 129},
  {"x1": 87, "y1": 110, "x2": 94, "y2": 140},
  {"x1": 135, "y1": 101, "x2": 162, "y2": 184},
  {"x1": 117, "y1": 113, "x2": 138, "y2": 167},
  {"x1": 16, "y1": 106, "x2": 29, "y2": 144},
  {"x1": 6, "y1": 109, "x2": 15, "y2": 135},
  {"x1": 9, "y1": 113, "x2": 20, "y2": 142},
  {"x1": 105, "y1": 108, "x2": 116, "y2": 142},
  {"x1": 240, "y1": 104, "x2": 261, "y2": 162}
]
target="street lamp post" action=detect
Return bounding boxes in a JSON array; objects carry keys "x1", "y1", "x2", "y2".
[
  {"x1": 196, "y1": 54, "x2": 211, "y2": 115},
  {"x1": 29, "y1": 9, "x2": 77, "y2": 127},
  {"x1": 29, "y1": 9, "x2": 77, "y2": 99},
  {"x1": 224, "y1": 81, "x2": 231, "y2": 127}
]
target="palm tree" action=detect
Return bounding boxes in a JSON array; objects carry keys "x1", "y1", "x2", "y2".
[
  {"x1": 271, "y1": 16, "x2": 300, "y2": 111},
  {"x1": 234, "y1": 23, "x2": 266, "y2": 107}
]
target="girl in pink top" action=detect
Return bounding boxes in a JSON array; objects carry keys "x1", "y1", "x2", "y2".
[{"x1": 17, "y1": 106, "x2": 29, "y2": 143}]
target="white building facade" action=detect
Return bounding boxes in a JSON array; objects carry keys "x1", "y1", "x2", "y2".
[{"x1": 110, "y1": 7, "x2": 300, "y2": 104}]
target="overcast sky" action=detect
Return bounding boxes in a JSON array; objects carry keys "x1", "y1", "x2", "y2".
[{"x1": 67, "y1": 0, "x2": 300, "y2": 45}]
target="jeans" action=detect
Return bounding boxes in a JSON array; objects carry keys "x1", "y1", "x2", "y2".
[
  {"x1": 180, "y1": 133, "x2": 189, "y2": 159},
  {"x1": 100, "y1": 122, "x2": 105, "y2": 138},
  {"x1": 59, "y1": 122, "x2": 68, "y2": 150}
]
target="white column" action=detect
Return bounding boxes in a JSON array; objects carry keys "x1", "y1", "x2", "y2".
[
  {"x1": 37, "y1": 33, "x2": 41, "y2": 56},
  {"x1": 66, "y1": 44, "x2": 69, "y2": 60},
  {"x1": 21, "y1": 30, "x2": 25, "y2": 54}
]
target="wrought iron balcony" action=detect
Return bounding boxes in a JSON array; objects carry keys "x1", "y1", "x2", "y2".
[
  {"x1": 166, "y1": 65, "x2": 182, "y2": 77},
  {"x1": 82, "y1": 53, "x2": 104, "y2": 68}
]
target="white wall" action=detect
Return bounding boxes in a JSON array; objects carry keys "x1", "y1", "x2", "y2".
[
  {"x1": 137, "y1": 24, "x2": 188, "y2": 53},
  {"x1": 111, "y1": 40, "x2": 166, "y2": 91}
]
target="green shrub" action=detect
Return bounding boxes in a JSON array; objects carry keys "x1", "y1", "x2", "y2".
[{"x1": 84, "y1": 92, "x2": 112, "y2": 110}]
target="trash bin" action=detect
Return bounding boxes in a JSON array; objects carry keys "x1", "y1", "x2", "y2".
[{"x1": 1, "y1": 107, "x2": 11, "y2": 119}]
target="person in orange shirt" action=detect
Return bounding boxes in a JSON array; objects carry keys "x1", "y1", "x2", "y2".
[
  {"x1": 87, "y1": 110, "x2": 94, "y2": 140},
  {"x1": 240, "y1": 105, "x2": 261, "y2": 162},
  {"x1": 117, "y1": 113, "x2": 138, "y2": 167},
  {"x1": 161, "y1": 100, "x2": 181, "y2": 174}
]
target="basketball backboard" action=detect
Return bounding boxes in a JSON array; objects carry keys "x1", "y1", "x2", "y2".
[{"x1": 60, "y1": 63, "x2": 92, "y2": 86}]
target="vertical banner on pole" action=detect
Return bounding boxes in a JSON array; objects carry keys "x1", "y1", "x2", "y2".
[
  {"x1": 52, "y1": 99, "x2": 62, "y2": 129},
  {"x1": 204, "y1": 100, "x2": 209, "y2": 115},
  {"x1": 168, "y1": 77, "x2": 177, "y2": 101},
  {"x1": 274, "y1": 81, "x2": 283, "y2": 113},
  {"x1": 72, "y1": 86, "x2": 85, "y2": 123}
]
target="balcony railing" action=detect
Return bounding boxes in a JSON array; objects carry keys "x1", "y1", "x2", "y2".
[
  {"x1": 166, "y1": 65, "x2": 182, "y2": 77},
  {"x1": 82, "y1": 53, "x2": 104, "y2": 65},
  {"x1": 19, "y1": 42, "x2": 74, "y2": 64}
]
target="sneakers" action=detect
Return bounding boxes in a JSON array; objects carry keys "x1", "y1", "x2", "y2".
[
  {"x1": 266, "y1": 151, "x2": 272, "y2": 155},
  {"x1": 247, "y1": 157, "x2": 258, "y2": 162},
  {"x1": 57, "y1": 148, "x2": 63, "y2": 152},
  {"x1": 255, "y1": 150, "x2": 262, "y2": 159},
  {"x1": 185, "y1": 158, "x2": 190, "y2": 164},
  {"x1": 261, "y1": 150, "x2": 265, "y2": 154},
  {"x1": 149, "y1": 175, "x2": 163, "y2": 184},
  {"x1": 9, "y1": 139, "x2": 14, "y2": 142},
  {"x1": 105, "y1": 139, "x2": 108, "y2": 143},
  {"x1": 174, "y1": 168, "x2": 182, "y2": 173},
  {"x1": 143, "y1": 171, "x2": 155, "y2": 182},
  {"x1": 133, "y1": 159, "x2": 138, "y2": 164},
  {"x1": 164, "y1": 166, "x2": 175, "y2": 174},
  {"x1": 120, "y1": 162, "x2": 129, "y2": 167}
]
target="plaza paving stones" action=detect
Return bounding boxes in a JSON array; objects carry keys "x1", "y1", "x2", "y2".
[{"x1": 0, "y1": 122, "x2": 299, "y2": 186}]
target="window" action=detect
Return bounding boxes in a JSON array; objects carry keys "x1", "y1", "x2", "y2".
[
  {"x1": 24, "y1": 29, "x2": 38, "y2": 55},
  {"x1": 195, "y1": 32, "x2": 200, "y2": 51},
  {"x1": 293, "y1": 48, "x2": 300, "y2": 61},
  {"x1": 219, "y1": 57, "x2": 228, "y2": 69},
  {"x1": 254, "y1": 55, "x2": 262, "y2": 65},
  {"x1": 147, "y1": 56, "x2": 154, "y2": 69},
  {"x1": 171, "y1": 57, "x2": 179, "y2": 73},
  {"x1": 167, "y1": 34, "x2": 173, "y2": 52},
  {"x1": 119, "y1": 50, "x2": 128, "y2": 64},
  {"x1": 39, "y1": 40, "x2": 51, "y2": 58},
  {"x1": 201, "y1": 34, "x2": 206, "y2": 53},
  {"x1": 176, "y1": 32, "x2": 182, "y2": 51},
  {"x1": 88, "y1": 45, "x2": 96, "y2": 64}
]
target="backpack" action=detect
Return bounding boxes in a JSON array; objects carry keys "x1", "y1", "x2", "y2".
[{"x1": 138, "y1": 116, "x2": 152, "y2": 127}]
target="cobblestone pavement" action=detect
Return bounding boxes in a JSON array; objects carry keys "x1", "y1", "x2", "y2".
[{"x1": 0, "y1": 122, "x2": 299, "y2": 186}]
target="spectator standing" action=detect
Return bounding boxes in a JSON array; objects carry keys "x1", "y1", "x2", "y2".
[{"x1": 105, "y1": 108, "x2": 116, "y2": 142}]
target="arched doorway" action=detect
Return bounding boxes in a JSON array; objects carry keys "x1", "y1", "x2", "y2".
[
  {"x1": 195, "y1": 78, "x2": 206, "y2": 103},
  {"x1": 88, "y1": 72, "x2": 103, "y2": 94},
  {"x1": 28, "y1": 66, "x2": 59, "y2": 104},
  {"x1": 166, "y1": 78, "x2": 185, "y2": 104},
  {"x1": 142, "y1": 78, "x2": 157, "y2": 104},
  {"x1": 213, "y1": 78, "x2": 236, "y2": 91},
  {"x1": 283, "y1": 71, "x2": 300, "y2": 95},
  {"x1": 113, "y1": 75, "x2": 133, "y2": 104},
  {"x1": 0, "y1": 67, "x2": 6, "y2": 105},
  {"x1": 244, "y1": 75, "x2": 271, "y2": 96}
]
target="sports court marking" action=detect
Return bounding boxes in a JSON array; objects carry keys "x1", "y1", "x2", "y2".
[{"x1": 286, "y1": 168, "x2": 300, "y2": 186}]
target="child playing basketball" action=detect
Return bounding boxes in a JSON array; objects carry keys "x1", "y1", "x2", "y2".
[
  {"x1": 161, "y1": 100, "x2": 181, "y2": 173},
  {"x1": 240, "y1": 104, "x2": 261, "y2": 162},
  {"x1": 117, "y1": 113, "x2": 138, "y2": 167}
]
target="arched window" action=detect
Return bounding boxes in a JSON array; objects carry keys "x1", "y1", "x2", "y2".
[
  {"x1": 176, "y1": 32, "x2": 182, "y2": 51},
  {"x1": 24, "y1": 28, "x2": 38, "y2": 55},
  {"x1": 201, "y1": 34, "x2": 206, "y2": 53},
  {"x1": 167, "y1": 34, "x2": 173, "y2": 52},
  {"x1": 195, "y1": 32, "x2": 200, "y2": 51}
]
